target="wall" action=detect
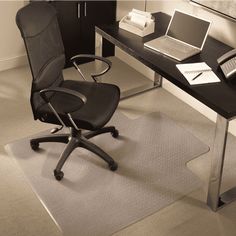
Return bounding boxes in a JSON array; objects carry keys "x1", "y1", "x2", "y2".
[
  {"x1": 116, "y1": 0, "x2": 145, "y2": 20},
  {"x1": 0, "y1": 1, "x2": 27, "y2": 71},
  {"x1": 116, "y1": 0, "x2": 236, "y2": 136}
]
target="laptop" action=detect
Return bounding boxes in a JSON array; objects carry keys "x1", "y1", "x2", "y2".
[{"x1": 144, "y1": 10, "x2": 211, "y2": 61}]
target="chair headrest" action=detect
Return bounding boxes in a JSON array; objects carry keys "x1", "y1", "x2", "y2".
[{"x1": 16, "y1": 2, "x2": 57, "y2": 37}]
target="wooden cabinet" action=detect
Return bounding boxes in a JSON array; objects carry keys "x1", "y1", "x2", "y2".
[{"x1": 50, "y1": 1, "x2": 116, "y2": 67}]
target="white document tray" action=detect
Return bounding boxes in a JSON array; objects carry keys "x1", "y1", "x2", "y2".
[{"x1": 119, "y1": 15, "x2": 155, "y2": 37}]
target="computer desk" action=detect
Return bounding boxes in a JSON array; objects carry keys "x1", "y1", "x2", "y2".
[{"x1": 95, "y1": 12, "x2": 236, "y2": 211}]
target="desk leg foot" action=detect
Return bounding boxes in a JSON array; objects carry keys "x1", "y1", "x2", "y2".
[
  {"x1": 221, "y1": 187, "x2": 236, "y2": 203},
  {"x1": 120, "y1": 72, "x2": 163, "y2": 99},
  {"x1": 207, "y1": 186, "x2": 236, "y2": 211}
]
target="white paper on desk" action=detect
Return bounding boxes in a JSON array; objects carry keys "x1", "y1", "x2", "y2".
[
  {"x1": 177, "y1": 62, "x2": 211, "y2": 73},
  {"x1": 185, "y1": 71, "x2": 220, "y2": 85},
  {"x1": 176, "y1": 62, "x2": 221, "y2": 85}
]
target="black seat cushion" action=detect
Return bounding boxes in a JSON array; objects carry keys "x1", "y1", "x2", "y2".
[{"x1": 37, "y1": 80, "x2": 120, "y2": 130}]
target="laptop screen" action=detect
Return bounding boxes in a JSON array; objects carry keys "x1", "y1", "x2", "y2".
[{"x1": 166, "y1": 10, "x2": 210, "y2": 49}]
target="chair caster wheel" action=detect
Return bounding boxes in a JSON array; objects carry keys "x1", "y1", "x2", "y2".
[
  {"x1": 30, "y1": 140, "x2": 39, "y2": 150},
  {"x1": 112, "y1": 129, "x2": 119, "y2": 138},
  {"x1": 54, "y1": 170, "x2": 64, "y2": 181},
  {"x1": 109, "y1": 162, "x2": 118, "y2": 171}
]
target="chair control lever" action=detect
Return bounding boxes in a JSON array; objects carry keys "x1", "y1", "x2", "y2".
[{"x1": 51, "y1": 126, "x2": 63, "y2": 134}]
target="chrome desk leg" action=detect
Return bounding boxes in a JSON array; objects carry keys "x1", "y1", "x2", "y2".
[
  {"x1": 207, "y1": 114, "x2": 229, "y2": 211},
  {"x1": 95, "y1": 32, "x2": 103, "y2": 57},
  {"x1": 154, "y1": 72, "x2": 163, "y2": 87},
  {"x1": 95, "y1": 32, "x2": 103, "y2": 82}
]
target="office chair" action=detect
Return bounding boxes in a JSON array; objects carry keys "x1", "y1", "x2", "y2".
[{"x1": 16, "y1": 2, "x2": 120, "y2": 181}]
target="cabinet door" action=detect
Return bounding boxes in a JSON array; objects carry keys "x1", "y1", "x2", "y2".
[
  {"x1": 51, "y1": 1, "x2": 83, "y2": 67},
  {"x1": 82, "y1": 1, "x2": 116, "y2": 57},
  {"x1": 51, "y1": 1, "x2": 116, "y2": 67}
]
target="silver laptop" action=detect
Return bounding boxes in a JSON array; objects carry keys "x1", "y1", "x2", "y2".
[{"x1": 144, "y1": 10, "x2": 211, "y2": 61}]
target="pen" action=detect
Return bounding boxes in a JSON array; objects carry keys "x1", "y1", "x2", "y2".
[{"x1": 192, "y1": 72, "x2": 203, "y2": 81}]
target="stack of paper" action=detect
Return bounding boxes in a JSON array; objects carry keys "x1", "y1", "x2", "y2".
[
  {"x1": 128, "y1": 9, "x2": 153, "y2": 30},
  {"x1": 176, "y1": 62, "x2": 220, "y2": 85},
  {"x1": 119, "y1": 8, "x2": 155, "y2": 37}
]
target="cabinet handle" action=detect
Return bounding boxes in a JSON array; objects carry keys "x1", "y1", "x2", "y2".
[
  {"x1": 84, "y1": 2, "x2": 87, "y2": 17},
  {"x1": 77, "y1": 2, "x2": 80, "y2": 19}
]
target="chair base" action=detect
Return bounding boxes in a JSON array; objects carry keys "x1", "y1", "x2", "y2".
[{"x1": 30, "y1": 126, "x2": 119, "y2": 180}]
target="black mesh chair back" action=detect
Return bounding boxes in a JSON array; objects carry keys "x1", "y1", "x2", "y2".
[{"x1": 16, "y1": 2, "x2": 65, "y2": 118}]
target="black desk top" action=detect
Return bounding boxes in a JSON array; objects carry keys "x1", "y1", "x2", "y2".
[{"x1": 96, "y1": 12, "x2": 236, "y2": 119}]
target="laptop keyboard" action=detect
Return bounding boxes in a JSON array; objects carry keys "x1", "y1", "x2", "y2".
[
  {"x1": 144, "y1": 35, "x2": 201, "y2": 61},
  {"x1": 158, "y1": 37, "x2": 197, "y2": 54}
]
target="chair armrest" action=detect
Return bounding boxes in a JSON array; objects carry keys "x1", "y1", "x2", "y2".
[
  {"x1": 40, "y1": 87, "x2": 87, "y2": 114},
  {"x1": 70, "y1": 54, "x2": 112, "y2": 82}
]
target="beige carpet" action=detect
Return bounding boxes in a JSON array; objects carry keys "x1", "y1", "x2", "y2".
[{"x1": 6, "y1": 111, "x2": 209, "y2": 236}]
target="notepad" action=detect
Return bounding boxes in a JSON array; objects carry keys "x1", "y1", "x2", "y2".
[{"x1": 176, "y1": 62, "x2": 220, "y2": 85}]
